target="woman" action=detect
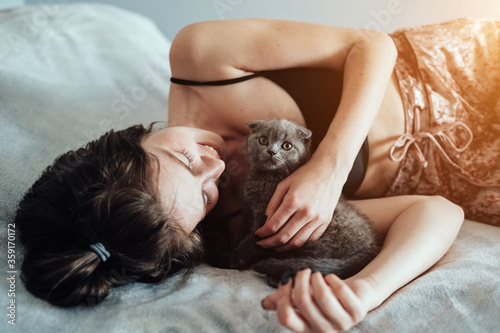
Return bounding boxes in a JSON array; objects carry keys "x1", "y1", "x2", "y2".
[{"x1": 15, "y1": 17, "x2": 499, "y2": 332}]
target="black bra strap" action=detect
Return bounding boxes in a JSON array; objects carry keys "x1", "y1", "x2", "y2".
[{"x1": 170, "y1": 74, "x2": 259, "y2": 86}]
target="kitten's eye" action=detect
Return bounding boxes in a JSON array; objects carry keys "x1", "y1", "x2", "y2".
[
  {"x1": 282, "y1": 142, "x2": 293, "y2": 150},
  {"x1": 259, "y1": 136, "x2": 268, "y2": 145}
]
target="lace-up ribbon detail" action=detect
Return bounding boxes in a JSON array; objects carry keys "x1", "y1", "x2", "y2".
[{"x1": 389, "y1": 106, "x2": 473, "y2": 169}]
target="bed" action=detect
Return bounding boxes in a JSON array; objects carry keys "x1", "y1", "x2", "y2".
[{"x1": 1, "y1": 4, "x2": 499, "y2": 332}]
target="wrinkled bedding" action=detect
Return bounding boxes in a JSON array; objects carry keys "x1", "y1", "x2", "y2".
[{"x1": 1, "y1": 4, "x2": 499, "y2": 332}]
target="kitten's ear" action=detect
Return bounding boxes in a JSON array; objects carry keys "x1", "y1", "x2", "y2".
[
  {"x1": 297, "y1": 127, "x2": 312, "y2": 142},
  {"x1": 247, "y1": 121, "x2": 264, "y2": 133}
]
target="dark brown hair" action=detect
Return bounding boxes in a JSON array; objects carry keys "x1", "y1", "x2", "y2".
[{"x1": 15, "y1": 124, "x2": 203, "y2": 307}]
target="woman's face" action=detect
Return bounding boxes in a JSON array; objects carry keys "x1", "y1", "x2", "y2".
[{"x1": 142, "y1": 126, "x2": 226, "y2": 234}]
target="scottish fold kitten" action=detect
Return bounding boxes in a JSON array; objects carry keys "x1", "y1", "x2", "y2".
[{"x1": 230, "y1": 119, "x2": 381, "y2": 286}]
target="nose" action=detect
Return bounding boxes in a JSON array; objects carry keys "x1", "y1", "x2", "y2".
[
  {"x1": 267, "y1": 149, "x2": 276, "y2": 156},
  {"x1": 199, "y1": 153, "x2": 225, "y2": 181}
]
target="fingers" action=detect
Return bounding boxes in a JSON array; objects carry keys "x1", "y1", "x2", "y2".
[
  {"x1": 264, "y1": 181, "x2": 287, "y2": 223},
  {"x1": 261, "y1": 290, "x2": 279, "y2": 311},
  {"x1": 292, "y1": 269, "x2": 333, "y2": 332},
  {"x1": 275, "y1": 223, "x2": 329, "y2": 252},
  {"x1": 256, "y1": 214, "x2": 329, "y2": 250},
  {"x1": 324, "y1": 274, "x2": 367, "y2": 324},
  {"x1": 309, "y1": 224, "x2": 328, "y2": 243},
  {"x1": 257, "y1": 211, "x2": 312, "y2": 249},
  {"x1": 310, "y1": 273, "x2": 356, "y2": 331},
  {"x1": 276, "y1": 277, "x2": 310, "y2": 333},
  {"x1": 254, "y1": 165, "x2": 337, "y2": 249},
  {"x1": 274, "y1": 270, "x2": 368, "y2": 332},
  {"x1": 255, "y1": 183, "x2": 291, "y2": 238},
  {"x1": 273, "y1": 220, "x2": 319, "y2": 252}
]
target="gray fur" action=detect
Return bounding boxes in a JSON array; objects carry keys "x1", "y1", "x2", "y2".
[{"x1": 230, "y1": 119, "x2": 381, "y2": 287}]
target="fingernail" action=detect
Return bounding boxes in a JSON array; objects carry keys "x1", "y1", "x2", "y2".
[
  {"x1": 261, "y1": 299, "x2": 267, "y2": 309},
  {"x1": 281, "y1": 271, "x2": 291, "y2": 285}
]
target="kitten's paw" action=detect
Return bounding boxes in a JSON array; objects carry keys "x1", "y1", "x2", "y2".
[
  {"x1": 266, "y1": 275, "x2": 281, "y2": 288},
  {"x1": 263, "y1": 270, "x2": 295, "y2": 288}
]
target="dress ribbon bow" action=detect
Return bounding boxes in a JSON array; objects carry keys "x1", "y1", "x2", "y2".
[{"x1": 389, "y1": 106, "x2": 473, "y2": 169}]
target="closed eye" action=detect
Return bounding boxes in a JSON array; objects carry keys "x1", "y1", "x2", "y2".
[
  {"x1": 164, "y1": 148, "x2": 195, "y2": 177},
  {"x1": 174, "y1": 148, "x2": 195, "y2": 168},
  {"x1": 203, "y1": 190, "x2": 213, "y2": 206}
]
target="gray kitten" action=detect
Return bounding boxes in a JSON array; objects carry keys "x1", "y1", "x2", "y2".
[{"x1": 230, "y1": 119, "x2": 381, "y2": 287}]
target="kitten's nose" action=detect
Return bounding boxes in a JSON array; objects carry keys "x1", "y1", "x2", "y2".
[{"x1": 267, "y1": 149, "x2": 276, "y2": 156}]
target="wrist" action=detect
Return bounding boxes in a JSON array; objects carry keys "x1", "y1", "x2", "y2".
[
  {"x1": 310, "y1": 146, "x2": 351, "y2": 182},
  {"x1": 345, "y1": 275, "x2": 385, "y2": 312}
]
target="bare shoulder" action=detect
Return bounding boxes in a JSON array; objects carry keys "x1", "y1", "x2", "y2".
[
  {"x1": 169, "y1": 19, "x2": 260, "y2": 81},
  {"x1": 169, "y1": 18, "x2": 395, "y2": 82}
]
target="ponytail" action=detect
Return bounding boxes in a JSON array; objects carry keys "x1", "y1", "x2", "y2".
[{"x1": 21, "y1": 250, "x2": 112, "y2": 307}]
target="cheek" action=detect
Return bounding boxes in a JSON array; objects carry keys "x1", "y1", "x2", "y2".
[
  {"x1": 174, "y1": 206, "x2": 204, "y2": 234},
  {"x1": 177, "y1": 189, "x2": 205, "y2": 227}
]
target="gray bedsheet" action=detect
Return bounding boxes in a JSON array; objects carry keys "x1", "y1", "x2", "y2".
[{"x1": 1, "y1": 4, "x2": 499, "y2": 332}]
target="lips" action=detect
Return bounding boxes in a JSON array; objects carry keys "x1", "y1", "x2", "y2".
[{"x1": 197, "y1": 142, "x2": 223, "y2": 160}]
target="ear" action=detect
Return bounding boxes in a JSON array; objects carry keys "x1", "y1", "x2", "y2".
[
  {"x1": 247, "y1": 120, "x2": 264, "y2": 133},
  {"x1": 297, "y1": 127, "x2": 312, "y2": 142}
]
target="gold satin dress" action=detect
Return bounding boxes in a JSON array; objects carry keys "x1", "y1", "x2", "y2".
[{"x1": 387, "y1": 18, "x2": 500, "y2": 226}]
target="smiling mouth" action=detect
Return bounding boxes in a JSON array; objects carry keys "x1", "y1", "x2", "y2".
[
  {"x1": 203, "y1": 145, "x2": 220, "y2": 158},
  {"x1": 198, "y1": 142, "x2": 222, "y2": 159}
]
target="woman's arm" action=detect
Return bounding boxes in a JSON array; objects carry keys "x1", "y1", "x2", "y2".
[
  {"x1": 262, "y1": 195, "x2": 464, "y2": 332},
  {"x1": 171, "y1": 19, "x2": 398, "y2": 249},
  {"x1": 171, "y1": 18, "x2": 395, "y2": 81}
]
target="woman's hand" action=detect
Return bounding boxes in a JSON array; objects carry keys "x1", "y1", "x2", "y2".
[
  {"x1": 262, "y1": 269, "x2": 373, "y2": 333},
  {"x1": 255, "y1": 156, "x2": 344, "y2": 251}
]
